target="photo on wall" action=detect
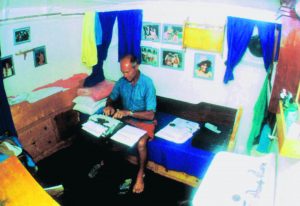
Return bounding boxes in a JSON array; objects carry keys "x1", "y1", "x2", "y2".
[
  {"x1": 14, "y1": 27, "x2": 30, "y2": 45},
  {"x1": 161, "y1": 48, "x2": 184, "y2": 70},
  {"x1": 194, "y1": 52, "x2": 216, "y2": 80},
  {"x1": 33, "y1": 46, "x2": 47, "y2": 67},
  {"x1": 141, "y1": 46, "x2": 159, "y2": 67},
  {"x1": 1, "y1": 55, "x2": 15, "y2": 79},
  {"x1": 162, "y1": 24, "x2": 183, "y2": 45},
  {"x1": 142, "y1": 22, "x2": 160, "y2": 42}
]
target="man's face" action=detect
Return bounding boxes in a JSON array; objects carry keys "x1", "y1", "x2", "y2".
[{"x1": 120, "y1": 59, "x2": 137, "y2": 82}]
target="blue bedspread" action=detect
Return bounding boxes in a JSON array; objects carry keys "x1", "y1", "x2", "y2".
[{"x1": 146, "y1": 112, "x2": 215, "y2": 179}]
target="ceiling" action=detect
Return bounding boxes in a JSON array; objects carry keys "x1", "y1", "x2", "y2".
[
  {"x1": 0, "y1": 0, "x2": 281, "y2": 22},
  {"x1": 0, "y1": 0, "x2": 281, "y2": 12}
]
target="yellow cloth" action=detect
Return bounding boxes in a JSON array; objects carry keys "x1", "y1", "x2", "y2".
[
  {"x1": 0, "y1": 156, "x2": 59, "y2": 206},
  {"x1": 183, "y1": 23, "x2": 224, "y2": 53},
  {"x1": 81, "y1": 11, "x2": 98, "y2": 68}
]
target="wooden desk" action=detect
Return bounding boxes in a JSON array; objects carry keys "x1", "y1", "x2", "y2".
[{"x1": 10, "y1": 85, "x2": 83, "y2": 162}]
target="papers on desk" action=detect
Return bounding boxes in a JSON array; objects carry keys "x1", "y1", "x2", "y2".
[
  {"x1": 155, "y1": 118, "x2": 200, "y2": 143},
  {"x1": 111, "y1": 125, "x2": 146, "y2": 147},
  {"x1": 81, "y1": 114, "x2": 123, "y2": 138}
]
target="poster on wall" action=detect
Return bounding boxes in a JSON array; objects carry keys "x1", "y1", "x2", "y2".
[
  {"x1": 194, "y1": 52, "x2": 215, "y2": 80},
  {"x1": 183, "y1": 22, "x2": 224, "y2": 53},
  {"x1": 161, "y1": 48, "x2": 184, "y2": 70},
  {"x1": 162, "y1": 24, "x2": 183, "y2": 45},
  {"x1": 14, "y1": 27, "x2": 30, "y2": 45},
  {"x1": 142, "y1": 22, "x2": 160, "y2": 42},
  {"x1": 1, "y1": 55, "x2": 15, "y2": 79},
  {"x1": 33, "y1": 46, "x2": 47, "y2": 67},
  {"x1": 141, "y1": 46, "x2": 159, "y2": 67}
]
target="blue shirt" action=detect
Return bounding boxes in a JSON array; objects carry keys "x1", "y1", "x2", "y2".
[{"x1": 110, "y1": 72, "x2": 156, "y2": 112}]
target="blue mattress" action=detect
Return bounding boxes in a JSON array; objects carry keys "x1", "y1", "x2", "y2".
[{"x1": 141, "y1": 112, "x2": 215, "y2": 179}]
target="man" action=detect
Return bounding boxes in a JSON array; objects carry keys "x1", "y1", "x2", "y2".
[{"x1": 103, "y1": 54, "x2": 157, "y2": 193}]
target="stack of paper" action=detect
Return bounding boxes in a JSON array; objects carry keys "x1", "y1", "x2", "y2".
[
  {"x1": 73, "y1": 96, "x2": 107, "y2": 115},
  {"x1": 82, "y1": 120, "x2": 108, "y2": 138},
  {"x1": 155, "y1": 118, "x2": 199, "y2": 143},
  {"x1": 111, "y1": 125, "x2": 146, "y2": 147}
]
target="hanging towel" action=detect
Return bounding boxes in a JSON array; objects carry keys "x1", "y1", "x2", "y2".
[
  {"x1": 95, "y1": 12, "x2": 102, "y2": 46},
  {"x1": 81, "y1": 11, "x2": 98, "y2": 67}
]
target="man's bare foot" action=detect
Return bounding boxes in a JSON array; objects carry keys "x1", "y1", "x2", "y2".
[{"x1": 132, "y1": 174, "x2": 144, "y2": 193}]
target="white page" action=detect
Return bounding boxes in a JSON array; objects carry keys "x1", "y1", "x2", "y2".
[{"x1": 110, "y1": 125, "x2": 146, "y2": 147}]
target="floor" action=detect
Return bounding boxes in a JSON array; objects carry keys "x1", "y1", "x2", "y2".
[{"x1": 34, "y1": 137, "x2": 195, "y2": 206}]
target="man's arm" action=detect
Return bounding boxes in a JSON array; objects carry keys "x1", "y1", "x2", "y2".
[{"x1": 113, "y1": 110, "x2": 155, "y2": 120}]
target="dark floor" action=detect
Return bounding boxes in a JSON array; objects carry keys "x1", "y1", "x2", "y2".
[{"x1": 34, "y1": 137, "x2": 195, "y2": 206}]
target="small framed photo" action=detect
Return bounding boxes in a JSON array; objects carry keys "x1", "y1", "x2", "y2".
[
  {"x1": 162, "y1": 24, "x2": 183, "y2": 45},
  {"x1": 161, "y1": 48, "x2": 184, "y2": 70},
  {"x1": 141, "y1": 46, "x2": 159, "y2": 67},
  {"x1": 142, "y1": 22, "x2": 160, "y2": 42},
  {"x1": 194, "y1": 52, "x2": 216, "y2": 80},
  {"x1": 33, "y1": 46, "x2": 47, "y2": 67},
  {"x1": 14, "y1": 27, "x2": 30, "y2": 45},
  {"x1": 1, "y1": 55, "x2": 15, "y2": 79}
]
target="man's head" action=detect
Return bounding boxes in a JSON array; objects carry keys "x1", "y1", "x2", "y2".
[{"x1": 120, "y1": 55, "x2": 139, "y2": 83}]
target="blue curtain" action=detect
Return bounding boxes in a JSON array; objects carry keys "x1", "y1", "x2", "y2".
[
  {"x1": 257, "y1": 21, "x2": 275, "y2": 71},
  {"x1": 117, "y1": 9, "x2": 143, "y2": 63},
  {"x1": 224, "y1": 17, "x2": 255, "y2": 83},
  {"x1": 0, "y1": 60, "x2": 17, "y2": 136},
  {"x1": 224, "y1": 16, "x2": 280, "y2": 84},
  {"x1": 84, "y1": 11, "x2": 117, "y2": 87},
  {"x1": 84, "y1": 10, "x2": 143, "y2": 87}
]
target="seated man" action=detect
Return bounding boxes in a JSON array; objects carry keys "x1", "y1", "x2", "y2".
[{"x1": 103, "y1": 54, "x2": 157, "y2": 193}]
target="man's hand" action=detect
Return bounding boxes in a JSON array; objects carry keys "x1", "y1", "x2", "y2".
[
  {"x1": 103, "y1": 106, "x2": 115, "y2": 116},
  {"x1": 112, "y1": 109, "x2": 131, "y2": 119}
]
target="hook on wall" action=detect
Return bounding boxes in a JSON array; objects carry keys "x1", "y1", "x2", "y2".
[{"x1": 15, "y1": 48, "x2": 34, "y2": 60}]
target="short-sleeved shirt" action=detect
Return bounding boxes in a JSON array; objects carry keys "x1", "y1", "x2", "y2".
[{"x1": 110, "y1": 72, "x2": 157, "y2": 113}]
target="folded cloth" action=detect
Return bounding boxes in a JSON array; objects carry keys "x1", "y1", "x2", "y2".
[
  {"x1": 0, "y1": 140, "x2": 22, "y2": 156},
  {"x1": 77, "y1": 80, "x2": 114, "y2": 101}
]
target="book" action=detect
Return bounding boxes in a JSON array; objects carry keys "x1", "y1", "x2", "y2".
[
  {"x1": 155, "y1": 118, "x2": 200, "y2": 143},
  {"x1": 81, "y1": 114, "x2": 123, "y2": 138},
  {"x1": 110, "y1": 125, "x2": 147, "y2": 147}
]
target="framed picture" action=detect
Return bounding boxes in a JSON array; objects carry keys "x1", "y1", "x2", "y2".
[
  {"x1": 162, "y1": 24, "x2": 183, "y2": 45},
  {"x1": 142, "y1": 22, "x2": 160, "y2": 42},
  {"x1": 161, "y1": 48, "x2": 184, "y2": 70},
  {"x1": 141, "y1": 46, "x2": 159, "y2": 67},
  {"x1": 194, "y1": 52, "x2": 216, "y2": 80},
  {"x1": 1, "y1": 55, "x2": 15, "y2": 79},
  {"x1": 33, "y1": 46, "x2": 47, "y2": 67},
  {"x1": 14, "y1": 27, "x2": 30, "y2": 45}
]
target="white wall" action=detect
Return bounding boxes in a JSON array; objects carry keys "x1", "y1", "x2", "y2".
[
  {"x1": 100, "y1": 2, "x2": 277, "y2": 154},
  {"x1": 0, "y1": 1, "x2": 279, "y2": 154},
  {"x1": 0, "y1": 14, "x2": 89, "y2": 96}
]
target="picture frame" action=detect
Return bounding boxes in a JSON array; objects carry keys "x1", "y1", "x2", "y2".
[
  {"x1": 33, "y1": 46, "x2": 47, "y2": 67},
  {"x1": 161, "y1": 48, "x2": 184, "y2": 70},
  {"x1": 142, "y1": 22, "x2": 160, "y2": 42},
  {"x1": 162, "y1": 24, "x2": 183, "y2": 45},
  {"x1": 1, "y1": 55, "x2": 15, "y2": 79},
  {"x1": 194, "y1": 52, "x2": 216, "y2": 80},
  {"x1": 14, "y1": 27, "x2": 30, "y2": 45},
  {"x1": 141, "y1": 46, "x2": 159, "y2": 67}
]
